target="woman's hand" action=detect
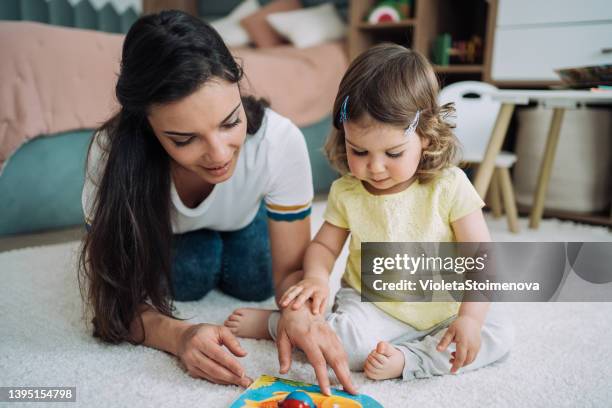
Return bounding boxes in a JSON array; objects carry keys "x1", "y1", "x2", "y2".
[
  {"x1": 276, "y1": 306, "x2": 357, "y2": 396},
  {"x1": 436, "y1": 315, "x2": 483, "y2": 373},
  {"x1": 176, "y1": 323, "x2": 252, "y2": 387},
  {"x1": 279, "y1": 276, "x2": 329, "y2": 315}
]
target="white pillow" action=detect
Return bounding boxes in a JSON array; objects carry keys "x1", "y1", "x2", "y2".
[
  {"x1": 210, "y1": 0, "x2": 260, "y2": 47},
  {"x1": 266, "y1": 3, "x2": 347, "y2": 49}
]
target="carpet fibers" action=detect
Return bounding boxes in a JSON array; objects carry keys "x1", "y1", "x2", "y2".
[{"x1": 1, "y1": 204, "x2": 611, "y2": 407}]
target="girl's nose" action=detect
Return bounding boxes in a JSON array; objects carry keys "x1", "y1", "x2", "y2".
[{"x1": 368, "y1": 157, "x2": 385, "y2": 173}]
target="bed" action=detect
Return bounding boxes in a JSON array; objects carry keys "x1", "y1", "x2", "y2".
[{"x1": 0, "y1": 0, "x2": 349, "y2": 236}]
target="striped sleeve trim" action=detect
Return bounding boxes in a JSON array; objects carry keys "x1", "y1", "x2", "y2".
[{"x1": 265, "y1": 201, "x2": 312, "y2": 222}]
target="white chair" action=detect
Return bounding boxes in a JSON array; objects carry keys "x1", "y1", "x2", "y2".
[{"x1": 439, "y1": 81, "x2": 519, "y2": 233}]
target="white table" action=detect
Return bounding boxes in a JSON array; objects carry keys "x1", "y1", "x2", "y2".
[{"x1": 473, "y1": 90, "x2": 612, "y2": 229}]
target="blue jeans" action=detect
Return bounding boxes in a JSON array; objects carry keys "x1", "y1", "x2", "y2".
[{"x1": 171, "y1": 204, "x2": 274, "y2": 302}]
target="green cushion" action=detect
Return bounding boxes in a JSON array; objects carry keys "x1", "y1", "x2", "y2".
[
  {"x1": 20, "y1": 0, "x2": 49, "y2": 23},
  {"x1": 98, "y1": 3, "x2": 121, "y2": 33},
  {"x1": 197, "y1": 0, "x2": 242, "y2": 21},
  {"x1": 0, "y1": 130, "x2": 93, "y2": 236},
  {"x1": 300, "y1": 115, "x2": 339, "y2": 194},
  {"x1": 49, "y1": 0, "x2": 75, "y2": 27},
  {"x1": 74, "y1": 0, "x2": 97, "y2": 30},
  {"x1": 0, "y1": 0, "x2": 21, "y2": 20}
]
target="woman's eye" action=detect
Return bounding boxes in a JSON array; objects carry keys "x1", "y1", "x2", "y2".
[
  {"x1": 386, "y1": 151, "x2": 404, "y2": 158},
  {"x1": 351, "y1": 149, "x2": 368, "y2": 156},
  {"x1": 222, "y1": 118, "x2": 242, "y2": 129},
  {"x1": 173, "y1": 138, "x2": 194, "y2": 147}
]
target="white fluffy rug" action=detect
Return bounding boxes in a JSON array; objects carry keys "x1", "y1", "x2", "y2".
[{"x1": 1, "y1": 203, "x2": 612, "y2": 407}]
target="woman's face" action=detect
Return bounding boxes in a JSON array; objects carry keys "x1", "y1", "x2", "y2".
[{"x1": 148, "y1": 78, "x2": 247, "y2": 184}]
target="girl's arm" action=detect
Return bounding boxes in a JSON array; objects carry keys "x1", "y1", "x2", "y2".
[
  {"x1": 452, "y1": 208, "x2": 491, "y2": 324},
  {"x1": 304, "y1": 221, "x2": 350, "y2": 281},
  {"x1": 437, "y1": 209, "x2": 492, "y2": 373}
]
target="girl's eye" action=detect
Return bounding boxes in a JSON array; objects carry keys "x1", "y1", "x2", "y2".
[
  {"x1": 351, "y1": 149, "x2": 368, "y2": 156},
  {"x1": 386, "y1": 151, "x2": 404, "y2": 158},
  {"x1": 173, "y1": 138, "x2": 193, "y2": 147},
  {"x1": 222, "y1": 118, "x2": 241, "y2": 129}
]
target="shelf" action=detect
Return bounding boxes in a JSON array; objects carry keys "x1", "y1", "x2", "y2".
[
  {"x1": 434, "y1": 64, "x2": 484, "y2": 74},
  {"x1": 347, "y1": 0, "x2": 494, "y2": 76},
  {"x1": 356, "y1": 19, "x2": 417, "y2": 30}
]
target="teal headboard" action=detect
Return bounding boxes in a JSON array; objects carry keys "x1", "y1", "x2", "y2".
[{"x1": 0, "y1": 0, "x2": 138, "y2": 33}]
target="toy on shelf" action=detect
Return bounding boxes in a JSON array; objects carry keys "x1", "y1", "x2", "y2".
[
  {"x1": 433, "y1": 33, "x2": 483, "y2": 66},
  {"x1": 366, "y1": 0, "x2": 413, "y2": 23},
  {"x1": 230, "y1": 375, "x2": 383, "y2": 408}
]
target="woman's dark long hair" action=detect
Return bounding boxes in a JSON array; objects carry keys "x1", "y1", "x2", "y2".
[{"x1": 78, "y1": 10, "x2": 268, "y2": 344}]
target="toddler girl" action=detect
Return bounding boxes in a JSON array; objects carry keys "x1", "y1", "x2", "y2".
[{"x1": 225, "y1": 44, "x2": 514, "y2": 380}]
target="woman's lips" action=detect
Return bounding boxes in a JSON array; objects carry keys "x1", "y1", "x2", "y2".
[{"x1": 203, "y1": 159, "x2": 231, "y2": 177}]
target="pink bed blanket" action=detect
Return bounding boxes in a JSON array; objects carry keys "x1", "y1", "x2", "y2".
[{"x1": 0, "y1": 22, "x2": 348, "y2": 174}]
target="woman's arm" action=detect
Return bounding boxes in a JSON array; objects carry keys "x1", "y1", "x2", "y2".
[
  {"x1": 267, "y1": 216, "x2": 311, "y2": 305},
  {"x1": 129, "y1": 304, "x2": 189, "y2": 355},
  {"x1": 282, "y1": 222, "x2": 349, "y2": 311},
  {"x1": 268, "y1": 218, "x2": 356, "y2": 395},
  {"x1": 268, "y1": 218, "x2": 349, "y2": 305},
  {"x1": 130, "y1": 304, "x2": 252, "y2": 387}
]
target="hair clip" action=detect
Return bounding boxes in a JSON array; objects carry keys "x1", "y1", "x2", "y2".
[
  {"x1": 404, "y1": 110, "x2": 420, "y2": 136},
  {"x1": 339, "y1": 95, "x2": 349, "y2": 123}
]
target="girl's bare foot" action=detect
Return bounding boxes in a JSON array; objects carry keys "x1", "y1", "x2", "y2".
[
  {"x1": 364, "y1": 341, "x2": 405, "y2": 380},
  {"x1": 224, "y1": 308, "x2": 274, "y2": 340}
]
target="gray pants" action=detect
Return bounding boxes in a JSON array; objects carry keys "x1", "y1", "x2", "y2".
[{"x1": 268, "y1": 287, "x2": 514, "y2": 379}]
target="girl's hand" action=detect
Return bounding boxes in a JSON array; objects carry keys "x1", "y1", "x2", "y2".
[
  {"x1": 436, "y1": 315, "x2": 482, "y2": 373},
  {"x1": 176, "y1": 323, "x2": 252, "y2": 387},
  {"x1": 279, "y1": 276, "x2": 329, "y2": 315}
]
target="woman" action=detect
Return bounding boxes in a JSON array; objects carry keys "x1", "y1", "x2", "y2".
[{"x1": 79, "y1": 10, "x2": 355, "y2": 394}]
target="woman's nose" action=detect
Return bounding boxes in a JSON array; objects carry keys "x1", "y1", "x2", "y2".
[{"x1": 205, "y1": 135, "x2": 230, "y2": 163}]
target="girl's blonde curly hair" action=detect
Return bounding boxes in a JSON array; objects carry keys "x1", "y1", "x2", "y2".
[{"x1": 325, "y1": 43, "x2": 460, "y2": 184}]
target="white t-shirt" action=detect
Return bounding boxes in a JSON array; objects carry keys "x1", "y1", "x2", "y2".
[{"x1": 82, "y1": 108, "x2": 314, "y2": 233}]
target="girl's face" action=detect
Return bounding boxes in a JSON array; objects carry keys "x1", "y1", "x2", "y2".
[
  {"x1": 148, "y1": 79, "x2": 247, "y2": 185},
  {"x1": 344, "y1": 115, "x2": 428, "y2": 195}
]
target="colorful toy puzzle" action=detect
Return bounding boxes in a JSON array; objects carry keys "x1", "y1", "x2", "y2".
[{"x1": 229, "y1": 375, "x2": 383, "y2": 408}]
